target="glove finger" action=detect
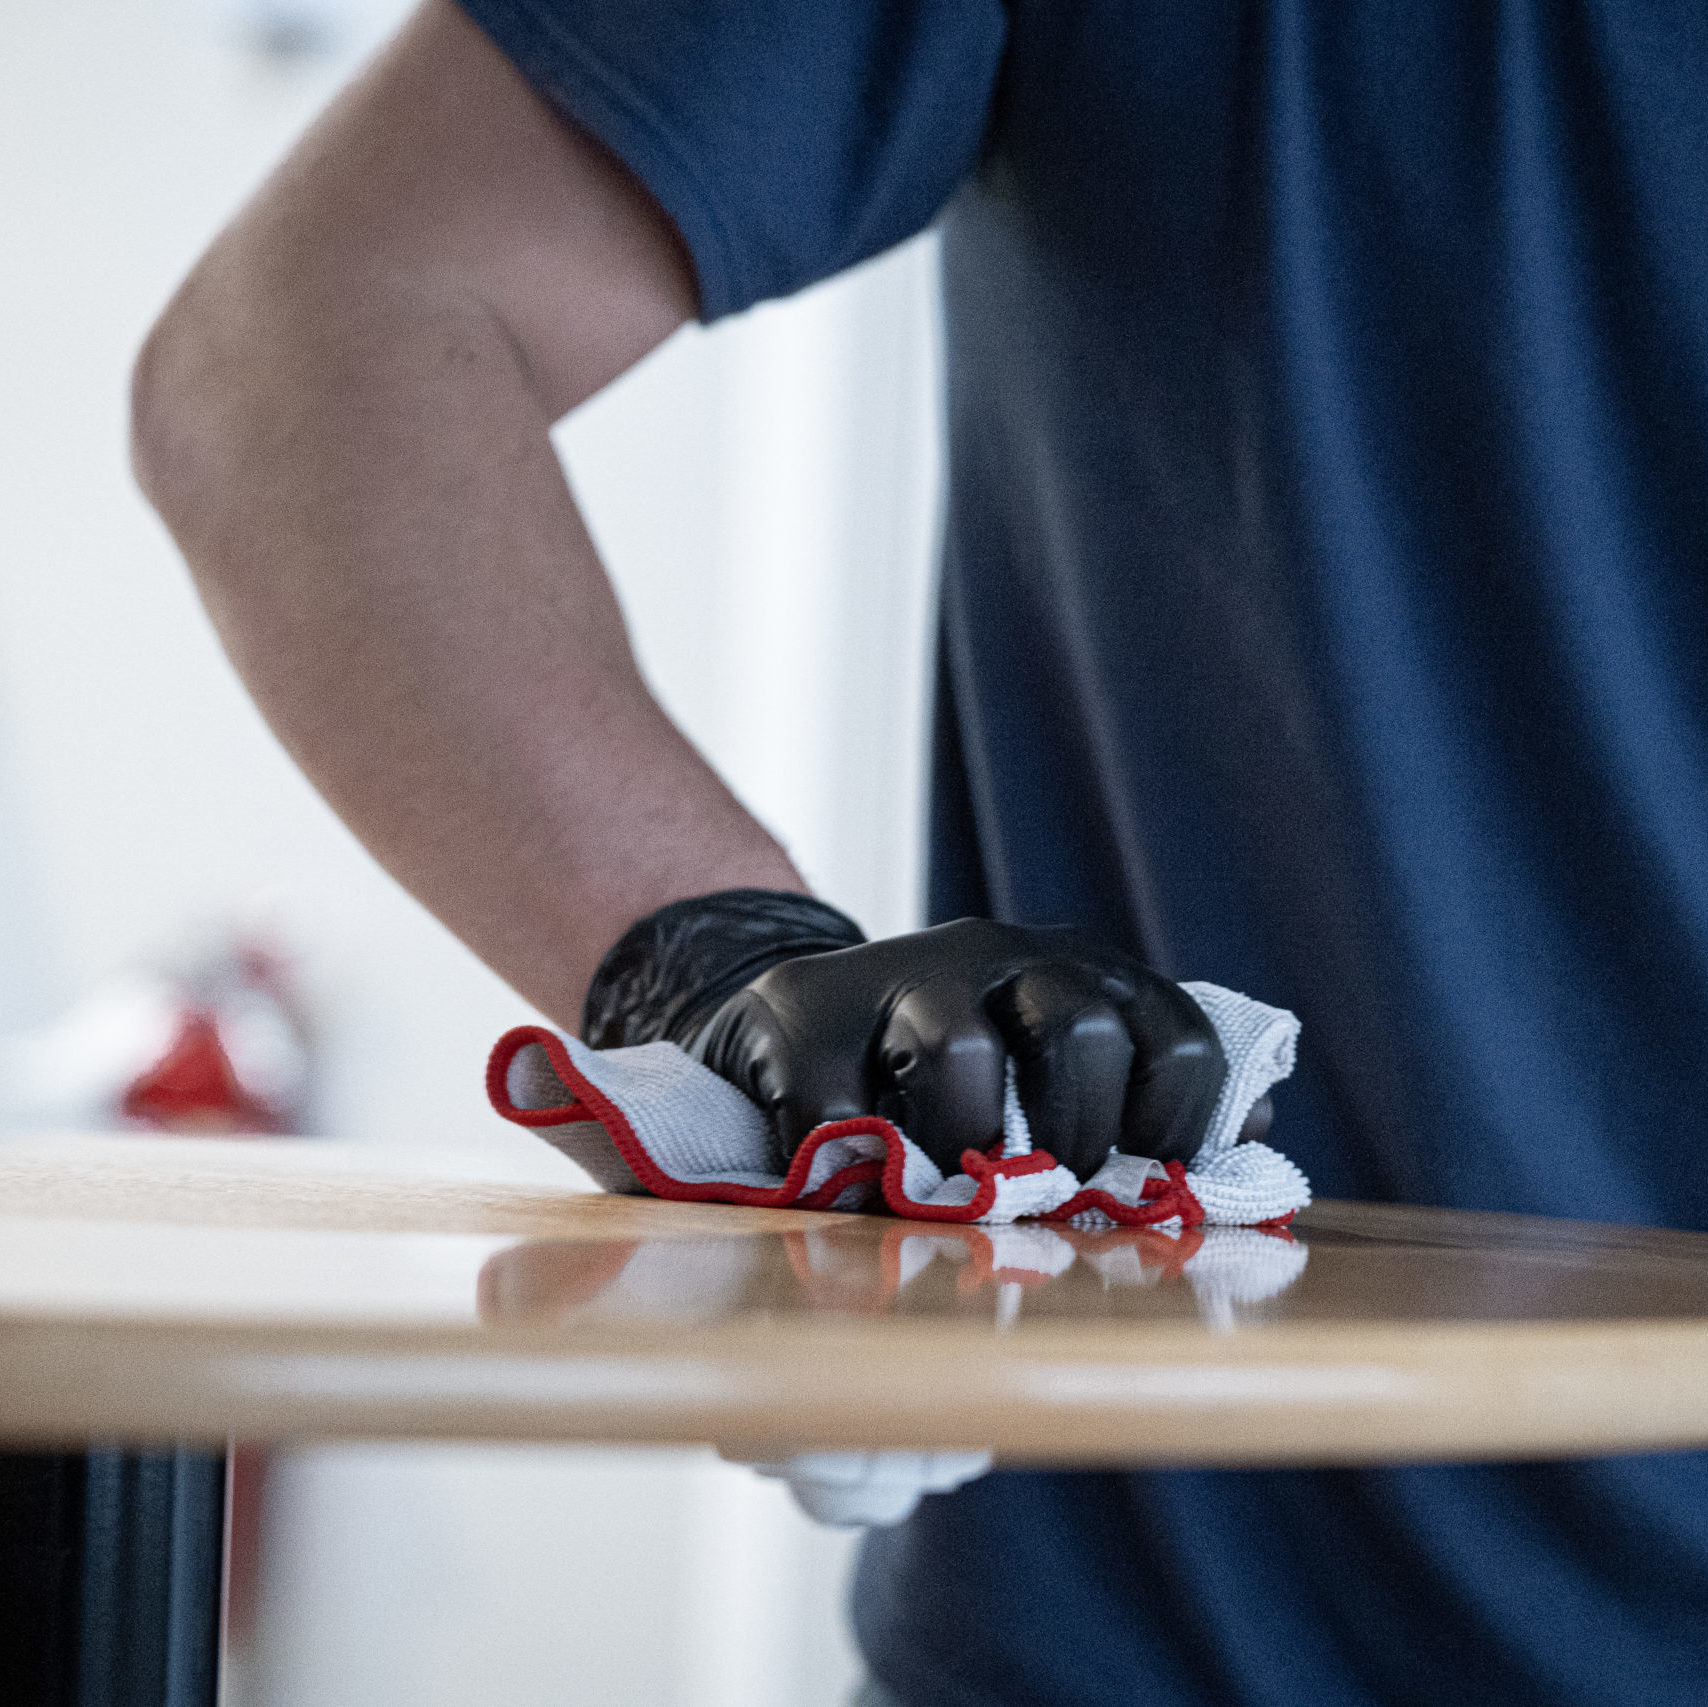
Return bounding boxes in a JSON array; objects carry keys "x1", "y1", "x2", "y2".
[
  {"x1": 876, "y1": 981, "x2": 1007, "y2": 1174},
  {"x1": 695, "y1": 988, "x2": 871, "y2": 1167},
  {"x1": 986, "y1": 964, "x2": 1131, "y2": 1180},
  {"x1": 1105, "y1": 972, "x2": 1227, "y2": 1163}
]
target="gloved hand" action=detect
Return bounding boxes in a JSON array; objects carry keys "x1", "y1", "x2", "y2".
[{"x1": 584, "y1": 892, "x2": 1229, "y2": 1181}]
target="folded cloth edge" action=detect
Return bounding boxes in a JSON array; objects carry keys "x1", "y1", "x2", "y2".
[{"x1": 486, "y1": 982, "x2": 1310, "y2": 1228}]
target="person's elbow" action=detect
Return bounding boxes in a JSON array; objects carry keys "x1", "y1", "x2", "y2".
[
  {"x1": 130, "y1": 251, "x2": 258, "y2": 568},
  {"x1": 130, "y1": 226, "x2": 371, "y2": 588}
]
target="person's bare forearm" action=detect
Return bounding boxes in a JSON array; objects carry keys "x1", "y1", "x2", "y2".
[{"x1": 132, "y1": 4, "x2": 805, "y2": 1030}]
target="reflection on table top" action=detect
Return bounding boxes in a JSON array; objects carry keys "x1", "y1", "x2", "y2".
[{"x1": 1, "y1": 1131, "x2": 1707, "y2": 1466}]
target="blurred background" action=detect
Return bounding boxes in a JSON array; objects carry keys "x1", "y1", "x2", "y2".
[{"x1": 0, "y1": 0, "x2": 944, "y2": 1700}]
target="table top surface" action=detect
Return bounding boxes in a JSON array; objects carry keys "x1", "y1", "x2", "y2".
[{"x1": 3, "y1": 1130, "x2": 1707, "y2": 1465}]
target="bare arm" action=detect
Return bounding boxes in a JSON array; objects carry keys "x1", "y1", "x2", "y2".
[{"x1": 132, "y1": 0, "x2": 807, "y2": 1031}]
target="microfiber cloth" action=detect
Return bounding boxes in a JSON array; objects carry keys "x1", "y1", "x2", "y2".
[{"x1": 487, "y1": 981, "x2": 1310, "y2": 1230}]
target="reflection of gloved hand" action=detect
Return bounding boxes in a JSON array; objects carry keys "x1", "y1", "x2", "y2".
[
  {"x1": 584, "y1": 891, "x2": 1228, "y2": 1181},
  {"x1": 733, "y1": 1449, "x2": 994, "y2": 1528}
]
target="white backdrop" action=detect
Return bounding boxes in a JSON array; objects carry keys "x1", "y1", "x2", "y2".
[{"x1": 0, "y1": 2, "x2": 943, "y2": 1702}]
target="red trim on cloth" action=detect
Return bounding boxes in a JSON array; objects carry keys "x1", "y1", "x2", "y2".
[
  {"x1": 488, "y1": 1026, "x2": 1087, "y2": 1222},
  {"x1": 1041, "y1": 1161, "x2": 1204, "y2": 1229},
  {"x1": 486, "y1": 1031, "x2": 1228, "y2": 1229},
  {"x1": 487, "y1": 1027, "x2": 884, "y2": 1209},
  {"x1": 485, "y1": 1026, "x2": 589, "y2": 1125}
]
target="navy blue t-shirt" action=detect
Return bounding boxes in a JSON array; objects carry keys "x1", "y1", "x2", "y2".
[{"x1": 457, "y1": 1, "x2": 1708, "y2": 1700}]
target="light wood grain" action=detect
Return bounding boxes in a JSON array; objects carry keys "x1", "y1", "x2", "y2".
[
  {"x1": 1, "y1": 1132, "x2": 1705, "y2": 1465},
  {"x1": 0, "y1": 1132, "x2": 851, "y2": 1236}
]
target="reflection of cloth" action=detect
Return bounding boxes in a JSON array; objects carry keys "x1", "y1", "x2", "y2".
[
  {"x1": 1180, "y1": 1226, "x2": 1312, "y2": 1330},
  {"x1": 757, "y1": 1220, "x2": 1306, "y2": 1524},
  {"x1": 473, "y1": 1186, "x2": 1310, "y2": 1530},
  {"x1": 479, "y1": 1218, "x2": 1308, "y2": 1330},
  {"x1": 488, "y1": 981, "x2": 1310, "y2": 1229}
]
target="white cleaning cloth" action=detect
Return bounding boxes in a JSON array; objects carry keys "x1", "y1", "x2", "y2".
[
  {"x1": 735, "y1": 1449, "x2": 997, "y2": 1527},
  {"x1": 487, "y1": 981, "x2": 1310, "y2": 1230},
  {"x1": 486, "y1": 981, "x2": 1311, "y2": 1527}
]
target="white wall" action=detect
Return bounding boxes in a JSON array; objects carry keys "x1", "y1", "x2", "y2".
[
  {"x1": 560, "y1": 241, "x2": 943, "y2": 945},
  {"x1": 240, "y1": 1444, "x2": 872, "y2": 1707},
  {"x1": 0, "y1": 3, "x2": 943, "y2": 1702}
]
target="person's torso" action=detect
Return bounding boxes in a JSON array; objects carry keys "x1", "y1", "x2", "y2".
[
  {"x1": 874, "y1": 5, "x2": 1708, "y2": 1703},
  {"x1": 933, "y1": 0, "x2": 1708, "y2": 1223}
]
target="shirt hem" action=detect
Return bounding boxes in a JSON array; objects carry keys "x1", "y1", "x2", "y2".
[{"x1": 453, "y1": 0, "x2": 753, "y2": 320}]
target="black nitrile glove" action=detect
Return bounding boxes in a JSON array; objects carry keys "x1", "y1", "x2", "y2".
[{"x1": 583, "y1": 893, "x2": 1228, "y2": 1182}]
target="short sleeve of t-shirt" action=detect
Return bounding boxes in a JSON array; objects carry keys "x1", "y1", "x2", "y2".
[{"x1": 454, "y1": 0, "x2": 1007, "y2": 320}]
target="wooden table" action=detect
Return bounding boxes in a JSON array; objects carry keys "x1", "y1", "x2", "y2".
[{"x1": 4, "y1": 1131, "x2": 1708, "y2": 1467}]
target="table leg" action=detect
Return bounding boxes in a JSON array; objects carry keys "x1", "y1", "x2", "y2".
[{"x1": 0, "y1": 1448, "x2": 226, "y2": 1707}]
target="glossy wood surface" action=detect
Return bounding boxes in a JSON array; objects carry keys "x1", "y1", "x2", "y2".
[{"x1": 2, "y1": 1132, "x2": 1707, "y2": 1465}]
